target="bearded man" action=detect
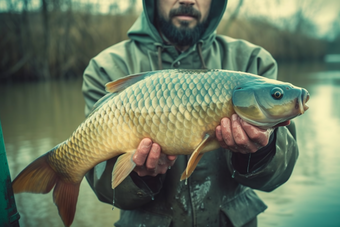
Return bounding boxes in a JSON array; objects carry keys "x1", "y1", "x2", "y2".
[{"x1": 83, "y1": 1, "x2": 299, "y2": 226}]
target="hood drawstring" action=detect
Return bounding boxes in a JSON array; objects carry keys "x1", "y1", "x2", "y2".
[
  {"x1": 156, "y1": 45, "x2": 163, "y2": 70},
  {"x1": 197, "y1": 42, "x2": 207, "y2": 69},
  {"x1": 155, "y1": 42, "x2": 207, "y2": 70}
]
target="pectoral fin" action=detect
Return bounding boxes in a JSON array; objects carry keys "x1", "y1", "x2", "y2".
[
  {"x1": 180, "y1": 134, "x2": 211, "y2": 181},
  {"x1": 180, "y1": 153, "x2": 204, "y2": 181},
  {"x1": 111, "y1": 150, "x2": 136, "y2": 189}
]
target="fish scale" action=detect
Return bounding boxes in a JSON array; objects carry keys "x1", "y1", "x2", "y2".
[
  {"x1": 12, "y1": 69, "x2": 309, "y2": 227},
  {"x1": 47, "y1": 71, "x2": 238, "y2": 175}
]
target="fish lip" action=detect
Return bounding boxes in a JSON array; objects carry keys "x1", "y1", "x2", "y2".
[
  {"x1": 273, "y1": 120, "x2": 291, "y2": 128},
  {"x1": 298, "y1": 89, "x2": 310, "y2": 114}
]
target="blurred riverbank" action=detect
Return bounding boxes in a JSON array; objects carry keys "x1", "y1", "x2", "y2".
[{"x1": 1, "y1": 0, "x2": 339, "y2": 81}]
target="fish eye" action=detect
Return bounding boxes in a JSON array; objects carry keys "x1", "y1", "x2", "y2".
[{"x1": 271, "y1": 87, "x2": 284, "y2": 100}]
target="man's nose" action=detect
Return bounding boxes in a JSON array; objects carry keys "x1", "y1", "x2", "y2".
[{"x1": 179, "y1": 0, "x2": 195, "y2": 6}]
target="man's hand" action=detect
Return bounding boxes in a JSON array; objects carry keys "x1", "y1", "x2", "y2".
[
  {"x1": 216, "y1": 114, "x2": 273, "y2": 154},
  {"x1": 133, "y1": 138, "x2": 177, "y2": 177}
]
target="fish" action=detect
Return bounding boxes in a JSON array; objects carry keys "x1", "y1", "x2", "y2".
[{"x1": 12, "y1": 69, "x2": 309, "y2": 226}]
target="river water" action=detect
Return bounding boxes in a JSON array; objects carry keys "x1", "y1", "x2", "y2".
[{"x1": 0, "y1": 62, "x2": 339, "y2": 227}]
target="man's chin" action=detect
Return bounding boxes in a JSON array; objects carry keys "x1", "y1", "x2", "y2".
[{"x1": 172, "y1": 19, "x2": 197, "y2": 29}]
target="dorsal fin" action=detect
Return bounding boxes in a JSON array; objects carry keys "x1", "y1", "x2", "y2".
[
  {"x1": 87, "y1": 92, "x2": 117, "y2": 118},
  {"x1": 105, "y1": 72, "x2": 152, "y2": 93}
]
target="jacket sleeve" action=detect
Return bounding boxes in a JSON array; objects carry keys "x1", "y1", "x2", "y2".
[
  {"x1": 82, "y1": 54, "x2": 164, "y2": 209},
  {"x1": 85, "y1": 157, "x2": 165, "y2": 209},
  {"x1": 225, "y1": 43, "x2": 299, "y2": 192},
  {"x1": 82, "y1": 53, "x2": 128, "y2": 117},
  {"x1": 228, "y1": 122, "x2": 298, "y2": 192}
]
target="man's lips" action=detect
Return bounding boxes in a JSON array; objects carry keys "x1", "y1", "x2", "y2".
[{"x1": 174, "y1": 14, "x2": 197, "y2": 21}]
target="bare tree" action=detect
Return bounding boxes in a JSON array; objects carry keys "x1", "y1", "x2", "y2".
[{"x1": 220, "y1": 0, "x2": 244, "y2": 34}]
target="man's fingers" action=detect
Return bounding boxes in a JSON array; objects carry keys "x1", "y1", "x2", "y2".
[
  {"x1": 231, "y1": 114, "x2": 248, "y2": 144},
  {"x1": 145, "y1": 143, "x2": 161, "y2": 171},
  {"x1": 221, "y1": 118, "x2": 235, "y2": 146},
  {"x1": 133, "y1": 139, "x2": 177, "y2": 177},
  {"x1": 231, "y1": 115, "x2": 259, "y2": 154},
  {"x1": 216, "y1": 118, "x2": 236, "y2": 149},
  {"x1": 216, "y1": 125, "x2": 227, "y2": 148},
  {"x1": 239, "y1": 118, "x2": 270, "y2": 147},
  {"x1": 216, "y1": 114, "x2": 272, "y2": 154},
  {"x1": 156, "y1": 154, "x2": 177, "y2": 174},
  {"x1": 133, "y1": 138, "x2": 152, "y2": 166},
  {"x1": 167, "y1": 155, "x2": 177, "y2": 162}
]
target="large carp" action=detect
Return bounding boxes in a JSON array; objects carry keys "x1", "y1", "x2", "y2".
[{"x1": 12, "y1": 69, "x2": 309, "y2": 226}]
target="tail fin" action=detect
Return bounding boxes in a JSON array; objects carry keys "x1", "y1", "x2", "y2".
[
  {"x1": 12, "y1": 153, "x2": 81, "y2": 227},
  {"x1": 12, "y1": 154, "x2": 58, "y2": 194},
  {"x1": 53, "y1": 180, "x2": 80, "y2": 227}
]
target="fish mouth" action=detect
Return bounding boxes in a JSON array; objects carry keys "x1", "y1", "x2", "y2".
[
  {"x1": 274, "y1": 89, "x2": 309, "y2": 128},
  {"x1": 274, "y1": 120, "x2": 291, "y2": 127},
  {"x1": 297, "y1": 89, "x2": 310, "y2": 114}
]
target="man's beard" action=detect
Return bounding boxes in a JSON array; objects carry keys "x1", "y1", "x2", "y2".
[{"x1": 157, "y1": 6, "x2": 208, "y2": 47}]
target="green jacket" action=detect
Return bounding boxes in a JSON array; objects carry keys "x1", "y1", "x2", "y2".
[{"x1": 82, "y1": 1, "x2": 298, "y2": 226}]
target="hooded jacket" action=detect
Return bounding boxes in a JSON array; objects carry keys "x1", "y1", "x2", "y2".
[{"x1": 82, "y1": 1, "x2": 299, "y2": 226}]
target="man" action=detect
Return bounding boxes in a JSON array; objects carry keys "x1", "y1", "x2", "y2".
[{"x1": 82, "y1": 0, "x2": 298, "y2": 226}]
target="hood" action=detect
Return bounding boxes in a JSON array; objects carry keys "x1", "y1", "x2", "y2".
[{"x1": 128, "y1": 0, "x2": 228, "y2": 47}]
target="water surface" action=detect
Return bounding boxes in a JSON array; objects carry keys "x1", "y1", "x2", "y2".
[
  {"x1": 0, "y1": 62, "x2": 339, "y2": 227},
  {"x1": 0, "y1": 79, "x2": 119, "y2": 227},
  {"x1": 257, "y1": 62, "x2": 340, "y2": 227}
]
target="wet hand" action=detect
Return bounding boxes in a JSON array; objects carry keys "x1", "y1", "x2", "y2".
[
  {"x1": 133, "y1": 138, "x2": 177, "y2": 177},
  {"x1": 216, "y1": 114, "x2": 274, "y2": 154}
]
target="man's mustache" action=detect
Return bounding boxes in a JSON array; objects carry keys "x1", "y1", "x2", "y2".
[{"x1": 169, "y1": 6, "x2": 202, "y2": 20}]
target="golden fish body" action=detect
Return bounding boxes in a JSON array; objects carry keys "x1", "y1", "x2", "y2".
[
  {"x1": 52, "y1": 70, "x2": 237, "y2": 177},
  {"x1": 12, "y1": 69, "x2": 310, "y2": 226}
]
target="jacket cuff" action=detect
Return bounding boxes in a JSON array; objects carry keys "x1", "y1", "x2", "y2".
[
  {"x1": 113, "y1": 169, "x2": 166, "y2": 209},
  {"x1": 85, "y1": 158, "x2": 165, "y2": 210},
  {"x1": 129, "y1": 172, "x2": 165, "y2": 197},
  {"x1": 232, "y1": 130, "x2": 276, "y2": 174},
  {"x1": 226, "y1": 126, "x2": 299, "y2": 192}
]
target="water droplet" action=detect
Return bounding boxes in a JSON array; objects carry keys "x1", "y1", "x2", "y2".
[
  {"x1": 112, "y1": 190, "x2": 116, "y2": 206},
  {"x1": 231, "y1": 170, "x2": 236, "y2": 178},
  {"x1": 185, "y1": 178, "x2": 188, "y2": 185},
  {"x1": 200, "y1": 203, "x2": 205, "y2": 210}
]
